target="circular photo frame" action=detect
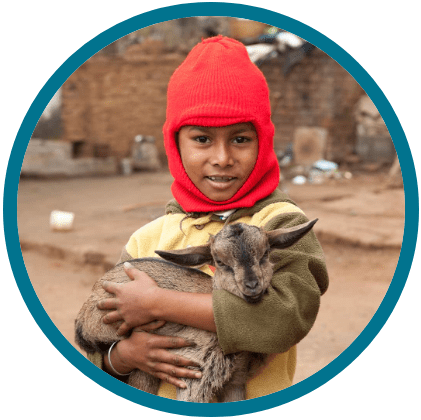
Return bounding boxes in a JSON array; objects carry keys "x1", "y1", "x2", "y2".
[{"x1": 4, "y1": 2, "x2": 418, "y2": 417}]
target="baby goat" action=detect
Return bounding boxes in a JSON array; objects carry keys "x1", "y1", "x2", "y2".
[{"x1": 75, "y1": 218, "x2": 317, "y2": 402}]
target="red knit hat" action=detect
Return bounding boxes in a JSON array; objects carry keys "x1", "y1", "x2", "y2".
[{"x1": 163, "y1": 35, "x2": 280, "y2": 212}]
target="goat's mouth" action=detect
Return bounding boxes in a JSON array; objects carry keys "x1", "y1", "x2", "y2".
[{"x1": 243, "y1": 291, "x2": 264, "y2": 304}]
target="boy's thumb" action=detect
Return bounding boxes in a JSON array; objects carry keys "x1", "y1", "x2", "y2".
[{"x1": 123, "y1": 261, "x2": 136, "y2": 278}]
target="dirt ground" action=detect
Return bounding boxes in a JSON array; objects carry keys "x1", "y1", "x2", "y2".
[{"x1": 17, "y1": 169, "x2": 404, "y2": 385}]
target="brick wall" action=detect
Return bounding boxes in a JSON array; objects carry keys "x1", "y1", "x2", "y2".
[
  {"x1": 61, "y1": 46, "x2": 365, "y2": 163},
  {"x1": 61, "y1": 48, "x2": 185, "y2": 161},
  {"x1": 262, "y1": 47, "x2": 365, "y2": 160}
]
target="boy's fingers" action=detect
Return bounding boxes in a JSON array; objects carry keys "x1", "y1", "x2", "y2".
[
  {"x1": 155, "y1": 350, "x2": 201, "y2": 369},
  {"x1": 149, "y1": 357, "x2": 202, "y2": 380},
  {"x1": 102, "y1": 310, "x2": 123, "y2": 324},
  {"x1": 152, "y1": 363, "x2": 202, "y2": 386},
  {"x1": 97, "y1": 298, "x2": 117, "y2": 310},
  {"x1": 123, "y1": 262, "x2": 138, "y2": 279},
  {"x1": 153, "y1": 371, "x2": 188, "y2": 389},
  {"x1": 142, "y1": 334, "x2": 199, "y2": 366},
  {"x1": 139, "y1": 320, "x2": 166, "y2": 332},
  {"x1": 117, "y1": 322, "x2": 131, "y2": 336},
  {"x1": 101, "y1": 281, "x2": 119, "y2": 294},
  {"x1": 163, "y1": 336, "x2": 197, "y2": 349}
]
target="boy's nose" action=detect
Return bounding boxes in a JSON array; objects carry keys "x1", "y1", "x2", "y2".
[{"x1": 210, "y1": 143, "x2": 234, "y2": 167}]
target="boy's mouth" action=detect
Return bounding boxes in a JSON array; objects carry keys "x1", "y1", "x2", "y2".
[{"x1": 206, "y1": 176, "x2": 237, "y2": 183}]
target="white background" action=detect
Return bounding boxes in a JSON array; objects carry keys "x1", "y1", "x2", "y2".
[{"x1": 2, "y1": 1, "x2": 419, "y2": 419}]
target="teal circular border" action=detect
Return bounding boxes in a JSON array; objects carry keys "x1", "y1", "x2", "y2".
[{"x1": 4, "y1": 2, "x2": 418, "y2": 417}]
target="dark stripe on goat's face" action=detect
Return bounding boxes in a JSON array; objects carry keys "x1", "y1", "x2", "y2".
[
  {"x1": 237, "y1": 235, "x2": 262, "y2": 298},
  {"x1": 238, "y1": 230, "x2": 258, "y2": 270}
]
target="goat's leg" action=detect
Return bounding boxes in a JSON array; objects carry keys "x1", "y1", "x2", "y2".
[
  {"x1": 217, "y1": 354, "x2": 249, "y2": 402},
  {"x1": 176, "y1": 353, "x2": 241, "y2": 402},
  {"x1": 217, "y1": 383, "x2": 246, "y2": 402},
  {"x1": 176, "y1": 378, "x2": 213, "y2": 403},
  {"x1": 176, "y1": 376, "x2": 245, "y2": 403}
]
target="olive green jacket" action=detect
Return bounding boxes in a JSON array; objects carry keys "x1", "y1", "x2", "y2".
[
  {"x1": 88, "y1": 189, "x2": 328, "y2": 399},
  {"x1": 160, "y1": 189, "x2": 329, "y2": 355}
]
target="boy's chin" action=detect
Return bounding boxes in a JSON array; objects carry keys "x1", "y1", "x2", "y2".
[
  {"x1": 201, "y1": 187, "x2": 237, "y2": 202},
  {"x1": 200, "y1": 179, "x2": 241, "y2": 202}
]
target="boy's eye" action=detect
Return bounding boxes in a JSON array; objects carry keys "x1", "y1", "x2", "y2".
[
  {"x1": 194, "y1": 136, "x2": 210, "y2": 144},
  {"x1": 232, "y1": 137, "x2": 250, "y2": 144}
]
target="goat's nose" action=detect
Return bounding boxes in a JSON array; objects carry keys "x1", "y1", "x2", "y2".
[{"x1": 245, "y1": 278, "x2": 259, "y2": 291}]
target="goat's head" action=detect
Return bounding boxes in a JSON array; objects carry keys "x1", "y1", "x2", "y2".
[{"x1": 156, "y1": 218, "x2": 318, "y2": 303}]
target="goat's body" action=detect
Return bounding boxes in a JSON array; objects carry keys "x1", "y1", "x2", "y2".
[
  {"x1": 75, "y1": 258, "x2": 264, "y2": 402},
  {"x1": 75, "y1": 219, "x2": 317, "y2": 402}
]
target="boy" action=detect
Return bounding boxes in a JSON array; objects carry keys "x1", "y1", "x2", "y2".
[{"x1": 88, "y1": 35, "x2": 328, "y2": 400}]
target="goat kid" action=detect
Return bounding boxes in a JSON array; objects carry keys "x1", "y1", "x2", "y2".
[{"x1": 75, "y1": 218, "x2": 317, "y2": 402}]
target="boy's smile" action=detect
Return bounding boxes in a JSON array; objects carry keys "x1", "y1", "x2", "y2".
[{"x1": 178, "y1": 123, "x2": 259, "y2": 202}]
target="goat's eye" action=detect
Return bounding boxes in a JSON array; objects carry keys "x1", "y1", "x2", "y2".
[
  {"x1": 262, "y1": 250, "x2": 270, "y2": 260},
  {"x1": 215, "y1": 259, "x2": 226, "y2": 267}
]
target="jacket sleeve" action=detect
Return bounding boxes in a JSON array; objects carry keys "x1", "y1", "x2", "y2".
[{"x1": 212, "y1": 211, "x2": 329, "y2": 355}]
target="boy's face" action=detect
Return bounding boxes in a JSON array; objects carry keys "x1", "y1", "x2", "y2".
[{"x1": 178, "y1": 123, "x2": 258, "y2": 202}]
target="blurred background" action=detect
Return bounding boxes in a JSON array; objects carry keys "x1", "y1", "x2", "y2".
[{"x1": 17, "y1": 17, "x2": 404, "y2": 385}]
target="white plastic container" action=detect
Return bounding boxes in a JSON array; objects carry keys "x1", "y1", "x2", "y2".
[{"x1": 50, "y1": 210, "x2": 75, "y2": 231}]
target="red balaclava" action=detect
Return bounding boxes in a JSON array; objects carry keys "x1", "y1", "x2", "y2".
[{"x1": 163, "y1": 35, "x2": 280, "y2": 213}]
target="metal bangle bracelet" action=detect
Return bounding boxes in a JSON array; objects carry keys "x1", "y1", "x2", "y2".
[{"x1": 107, "y1": 341, "x2": 132, "y2": 376}]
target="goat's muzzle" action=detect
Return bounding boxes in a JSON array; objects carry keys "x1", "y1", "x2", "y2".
[{"x1": 242, "y1": 287, "x2": 265, "y2": 303}]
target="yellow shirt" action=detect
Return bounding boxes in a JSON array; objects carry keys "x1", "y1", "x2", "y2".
[{"x1": 125, "y1": 201, "x2": 304, "y2": 400}]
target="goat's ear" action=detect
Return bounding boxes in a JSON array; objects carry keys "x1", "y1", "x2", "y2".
[
  {"x1": 267, "y1": 219, "x2": 318, "y2": 249},
  {"x1": 155, "y1": 244, "x2": 213, "y2": 267}
]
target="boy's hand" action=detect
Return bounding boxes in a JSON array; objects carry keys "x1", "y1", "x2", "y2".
[
  {"x1": 108, "y1": 328, "x2": 202, "y2": 389},
  {"x1": 98, "y1": 263, "x2": 162, "y2": 335}
]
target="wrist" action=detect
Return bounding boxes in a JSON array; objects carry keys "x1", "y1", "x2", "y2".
[
  {"x1": 147, "y1": 286, "x2": 166, "y2": 319},
  {"x1": 106, "y1": 341, "x2": 134, "y2": 375}
]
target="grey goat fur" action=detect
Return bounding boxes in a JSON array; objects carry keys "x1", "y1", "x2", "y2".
[{"x1": 75, "y1": 218, "x2": 317, "y2": 402}]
